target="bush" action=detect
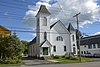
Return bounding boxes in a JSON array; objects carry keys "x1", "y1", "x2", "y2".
[
  {"x1": 69, "y1": 56, "x2": 78, "y2": 60},
  {"x1": 65, "y1": 57, "x2": 70, "y2": 59},
  {"x1": 0, "y1": 58, "x2": 23, "y2": 64},
  {"x1": 40, "y1": 57, "x2": 45, "y2": 60},
  {"x1": 62, "y1": 53, "x2": 69, "y2": 58},
  {"x1": 53, "y1": 55, "x2": 60, "y2": 59}
]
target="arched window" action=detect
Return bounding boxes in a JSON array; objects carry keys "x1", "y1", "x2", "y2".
[
  {"x1": 56, "y1": 36, "x2": 63, "y2": 41},
  {"x1": 42, "y1": 17, "x2": 47, "y2": 26}
]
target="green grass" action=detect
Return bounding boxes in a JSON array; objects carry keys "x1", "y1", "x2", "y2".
[
  {"x1": 0, "y1": 63, "x2": 24, "y2": 66},
  {"x1": 0, "y1": 61, "x2": 25, "y2": 66},
  {"x1": 53, "y1": 57, "x2": 95, "y2": 63}
]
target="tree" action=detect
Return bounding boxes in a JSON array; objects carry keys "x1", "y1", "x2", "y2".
[
  {"x1": 0, "y1": 33, "x2": 24, "y2": 59},
  {"x1": 21, "y1": 40, "x2": 28, "y2": 55}
]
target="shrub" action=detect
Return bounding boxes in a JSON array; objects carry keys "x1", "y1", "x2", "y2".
[
  {"x1": 40, "y1": 57, "x2": 45, "y2": 60},
  {"x1": 65, "y1": 57, "x2": 70, "y2": 59},
  {"x1": 69, "y1": 56, "x2": 78, "y2": 60},
  {"x1": 0, "y1": 58, "x2": 23, "y2": 64},
  {"x1": 53, "y1": 55, "x2": 60, "y2": 59}
]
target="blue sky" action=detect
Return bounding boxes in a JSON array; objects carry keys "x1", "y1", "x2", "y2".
[{"x1": 0, "y1": 0, "x2": 100, "y2": 41}]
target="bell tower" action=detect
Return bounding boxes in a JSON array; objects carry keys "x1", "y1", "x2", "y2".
[{"x1": 35, "y1": 5, "x2": 51, "y2": 57}]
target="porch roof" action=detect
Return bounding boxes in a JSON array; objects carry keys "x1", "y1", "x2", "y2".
[{"x1": 40, "y1": 40, "x2": 52, "y2": 47}]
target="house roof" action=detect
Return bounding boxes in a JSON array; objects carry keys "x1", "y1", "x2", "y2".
[
  {"x1": 40, "y1": 40, "x2": 52, "y2": 47},
  {"x1": 0, "y1": 25, "x2": 11, "y2": 32},
  {"x1": 36, "y1": 5, "x2": 51, "y2": 17},
  {"x1": 80, "y1": 34, "x2": 100, "y2": 45},
  {"x1": 67, "y1": 23, "x2": 75, "y2": 32},
  {"x1": 27, "y1": 37, "x2": 36, "y2": 47},
  {"x1": 50, "y1": 21, "x2": 58, "y2": 29},
  {"x1": 0, "y1": 25, "x2": 11, "y2": 34}
]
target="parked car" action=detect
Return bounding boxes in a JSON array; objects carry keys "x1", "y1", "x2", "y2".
[
  {"x1": 93, "y1": 53, "x2": 100, "y2": 58},
  {"x1": 85, "y1": 53, "x2": 93, "y2": 57}
]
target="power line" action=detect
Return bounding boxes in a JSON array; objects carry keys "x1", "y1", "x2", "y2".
[
  {"x1": 12, "y1": 0, "x2": 35, "y2": 5},
  {"x1": 0, "y1": 0, "x2": 72, "y2": 12},
  {"x1": 0, "y1": 29, "x2": 96, "y2": 35},
  {"x1": 0, "y1": 3, "x2": 28, "y2": 10},
  {"x1": 0, "y1": 11, "x2": 24, "y2": 17},
  {"x1": 4, "y1": 26, "x2": 32, "y2": 30},
  {"x1": 0, "y1": 15, "x2": 23, "y2": 20},
  {"x1": 0, "y1": 0, "x2": 28, "y2": 7}
]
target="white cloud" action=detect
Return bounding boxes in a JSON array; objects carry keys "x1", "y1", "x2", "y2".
[
  {"x1": 24, "y1": 0, "x2": 100, "y2": 28},
  {"x1": 93, "y1": 32, "x2": 100, "y2": 35}
]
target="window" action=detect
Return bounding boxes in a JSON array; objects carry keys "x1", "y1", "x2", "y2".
[
  {"x1": 53, "y1": 46, "x2": 56, "y2": 52},
  {"x1": 73, "y1": 44, "x2": 75, "y2": 46},
  {"x1": 84, "y1": 51, "x2": 86, "y2": 54},
  {"x1": 44, "y1": 32, "x2": 47, "y2": 40},
  {"x1": 81, "y1": 51, "x2": 83, "y2": 54},
  {"x1": 72, "y1": 35, "x2": 74, "y2": 41},
  {"x1": 88, "y1": 45, "x2": 92, "y2": 49},
  {"x1": 97, "y1": 44, "x2": 100, "y2": 48},
  {"x1": 93, "y1": 44, "x2": 96, "y2": 48},
  {"x1": 37, "y1": 18, "x2": 39, "y2": 26},
  {"x1": 42, "y1": 17, "x2": 47, "y2": 26},
  {"x1": 87, "y1": 51, "x2": 88, "y2": 54},
  {"x1": 56, "y1": 36, "x2": 63, "y2": 41},
  {"x1": 64, "y1": 46, "x2": 66, "y2": 51},
  {"x1": 84, "y1": 45, "x2": 86, "y2": 47}
]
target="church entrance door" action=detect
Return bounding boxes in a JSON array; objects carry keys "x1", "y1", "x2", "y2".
[{"x1": 43, "y1": 47, "x2": 48, "y2": 55}]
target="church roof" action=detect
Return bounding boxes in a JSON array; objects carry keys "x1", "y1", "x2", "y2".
[
  {"x1": 27, "y1": 37, "x2": 36, "y2": 47},
  {"x1": 50, "y1": 21, "x2": 58, "y2": 29},
  {"x1": 40, "y1": 40, "x2": 52, "y2": 47},
  {"x1": 67, "y1": 23, "x2": 75, "y2": 32},
  {"x1": 36, "y1": 5, "x2": 51, "y2": 17}
]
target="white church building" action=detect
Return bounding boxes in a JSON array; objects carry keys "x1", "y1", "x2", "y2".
[{"x1": 28, "y1": 5, "x2": 78, "y2": 57}]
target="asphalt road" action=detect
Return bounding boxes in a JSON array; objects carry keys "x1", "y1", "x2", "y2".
[
  {"x1": 4, "y1": 61, "x2": 100, "y2": 67},
  {"x1": 23, "y1": 61, "x2": 100, "y2": 67}
]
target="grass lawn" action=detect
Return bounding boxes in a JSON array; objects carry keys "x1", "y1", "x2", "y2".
[
  {"x1": 53, "y1": 57, "x2": 95, "y2": 63},
  {"x1": 0, "y1": 63, "x2": 24, "y2": 66},
  {"x1": 0, "y1": 61, "x2": 25, "y2": 66}
]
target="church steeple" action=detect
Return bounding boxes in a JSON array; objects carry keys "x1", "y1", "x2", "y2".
[
  {"x1": 36, "y1": 5, "x2": 51, "y2": 17},
  {"x1": 68, "y1": 23, "x2": 75, "y2": 32}
]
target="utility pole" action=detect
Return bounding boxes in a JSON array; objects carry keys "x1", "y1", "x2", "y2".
[{"x1": 73, "y1": 12, "x2": 81, "y2": 62}]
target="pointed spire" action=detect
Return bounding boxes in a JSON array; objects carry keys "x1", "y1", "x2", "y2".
[
  {"x1": 68, "y1": 23, "x2": 75, "y2": 32},
  {"x1": 36, "y1": 5, "x2": 51, "y2": 17}
]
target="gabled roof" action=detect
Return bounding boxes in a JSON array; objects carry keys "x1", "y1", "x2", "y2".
[
  {"x1": 67, "y1": 23, "x2": 75, "y2": 32},
  {"x1": 27, "y1": 37, "x2": 36, "y2": 47},
  {"x1": 0, "y1": 25, "x2": 11, "y2": 31},
  {"x1": 36, "y1": 5, "x2": 51, "y2": 17},
  {"x1": 40, "y1": 40, "x2": 52, "y2": 47},
  {"x1": 50, "y1": 21, "x2": 58, "y2": 29},
  {"x1": 50, "y1": 20, "x2": 70, "y2": 34}
]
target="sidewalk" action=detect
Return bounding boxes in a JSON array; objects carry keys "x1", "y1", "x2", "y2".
[{"x1": 21, "y1": 56, "x2": 60, "y2": 66}]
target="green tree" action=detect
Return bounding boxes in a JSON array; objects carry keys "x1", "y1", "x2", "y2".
[
  {"x1": 21, "y1": 40, "x2": 28, "y2": 55},
  {"x1": 0, "y1": 33, "x2": 24, "y2": 59}
]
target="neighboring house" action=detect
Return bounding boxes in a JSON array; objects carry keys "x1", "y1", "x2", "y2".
[
  {"x1": 28, "y1": 5, "x2": 78, "y2": 57},
  {"x1": 0, "y1": 25, "x2": 11, "y2": 38},
  {"x1": 80, "y1": 35, "x2": 100, "y2": 56},
  {"x1": 0, "y1": 25, "x2": 11, "y2": 58}
]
